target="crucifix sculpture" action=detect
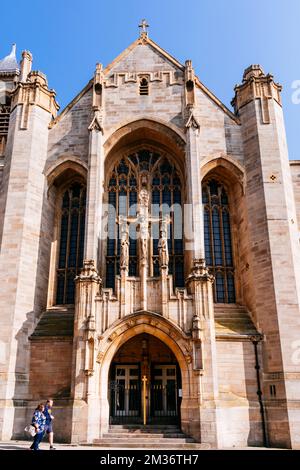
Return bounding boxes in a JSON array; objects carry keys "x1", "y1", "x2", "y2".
[{"x1": 117, "y1": 187, "x2": 170, "y2": 311}]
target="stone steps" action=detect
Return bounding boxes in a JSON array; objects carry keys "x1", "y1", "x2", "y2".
[
  {"x1": 88, "y1": 424, "x2": 207, "y2": 449},
  {"x1": 87, "y1": 442, "x2": 209, "y2": 449},
  {"x1": 94, "y1": 438, "x2": 195, "y2": 444},
  {"x1": 214, "y1": 304, "x2": 259, "y2": 336},
  {"x1": 109, "y1": 425, "x2": 181, "y2": 431},
  {"x1": 103, "y1": 432, "x2": 185, "y2": 438}
]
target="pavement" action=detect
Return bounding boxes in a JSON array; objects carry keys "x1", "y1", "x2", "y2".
[{"x1": 0, "y1": 440, "x2": 282, "y2": 451}]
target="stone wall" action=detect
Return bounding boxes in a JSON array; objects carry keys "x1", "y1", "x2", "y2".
[
  {"x1": 290, "y1": 161, "x2": 300, "y2": 229},
  {"x1": 216, "y1": 340, "x2": 264, "y2": 447},
  {"x1": 47, "y1": 89, "x2": 92, "y2": 168},
  {"x1": 29, "y1": 339, "x2": 73, "y2": 399}
]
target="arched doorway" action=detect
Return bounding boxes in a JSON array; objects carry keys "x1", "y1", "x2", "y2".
[{"x1": 108, "y1": 333, "x2": 182, "y2": 425}]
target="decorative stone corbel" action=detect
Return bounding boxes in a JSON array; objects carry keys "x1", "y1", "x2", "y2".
[
  {"x1": 185, "y1": 109, "x2": 200, "y2": 131},
  {"x1": 88, "y1": 110, "x2": 103, "y2": 132},
  {"x1": 75, "y1": 259, "x2": 102, "y2": 284},
  {"x1": 186, "y1": 258, "x2": 214, "y2": 284},
  {"x1": 186, "y1": 258, "x2": 214, "y2": 321}
]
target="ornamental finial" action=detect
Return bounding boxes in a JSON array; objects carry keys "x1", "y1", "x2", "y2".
[{"x1": 139, "y1": 19, "x2": 149, "y2": 37}]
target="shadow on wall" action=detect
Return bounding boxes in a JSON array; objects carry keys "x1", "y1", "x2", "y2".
[{"x1": 10, "y1": 189, "x2": 73, "y2": 441}]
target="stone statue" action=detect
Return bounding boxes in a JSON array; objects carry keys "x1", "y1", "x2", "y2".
[
  {"x1": 158, "y1": 216, "x2": 170, "y2": 271},
  {"x1": 139, "y1": 215, "x2": 149, "y2": 264},
  {"x1": 118, "y1": 215, "x2": 129, "y2": 271},
  {"x1": 137, "y1": 189, "x2": 150, "y2": 265},
  {"x1": 139, "y1": 188, "x2": 149, "y2": 212},
  {"x1": 158, "y1": 226, "x2": 169, "y2": 271}
]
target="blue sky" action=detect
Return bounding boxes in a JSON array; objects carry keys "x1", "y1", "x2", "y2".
[{"x1": 1, "y1": 0, "x2": 300, "y2": 158}]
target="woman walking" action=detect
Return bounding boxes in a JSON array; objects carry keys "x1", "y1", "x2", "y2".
[{"x1": 29, "y1": 403, "x2": 46, "y2": 451}]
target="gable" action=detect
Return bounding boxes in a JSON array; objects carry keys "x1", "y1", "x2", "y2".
[
  {"x1": 107, "y1": 42, "x2": 182, "y2": 75},
  {"x1": 50, "y1": 36, "x2": 238, "y2": 128}
]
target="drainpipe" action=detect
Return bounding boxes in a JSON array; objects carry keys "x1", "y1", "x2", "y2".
[{"x1": 252, "y1": 338, "x2": 268, "y2": 447}]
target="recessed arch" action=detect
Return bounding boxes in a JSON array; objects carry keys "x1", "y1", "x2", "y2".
[
  {"x1": 200, "y1": 154, "x2": 245, "y2": 193},
  {"x1": 97, "y1": 311, "x2": 194, "y2": 436},
  {"x1": 201, "y1": 155, "x2": 246, "y2": 305},
  {"x1": 104, "y1": 117, "x2": 186, "y2": 171},
  {"x1": 45, "y1": 157, "x2": 87, "y2": 307},
  {"x1": 104, "y1": 148, "x2": 184, "y2": 288},
  {"x1": 99, "y1": 312, "x2": 192, "y2": 377},
  {"x1": 45, "y1": 156, "x2": 88, "y2": 189}
]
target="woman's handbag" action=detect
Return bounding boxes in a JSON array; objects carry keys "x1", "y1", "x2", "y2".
[{"x1": 24, "y1": 424, "x2": 36, "y2": 437}]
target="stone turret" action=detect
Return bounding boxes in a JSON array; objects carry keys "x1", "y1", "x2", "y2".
[
  {"x1": 233, "y1": 65, "x2": 300, "y2": 448},
  {"x1": 0, "y1": 50, "x2": 59, "y2": 440}
]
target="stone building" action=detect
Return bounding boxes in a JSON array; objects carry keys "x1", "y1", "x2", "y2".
[{"x1": 1, "y1": 23, "x2": 300, "y2": 448}]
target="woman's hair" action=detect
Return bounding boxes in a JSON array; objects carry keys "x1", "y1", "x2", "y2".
[{"x1": 36, "y1": 403, "x2": 44, "y2": 411}]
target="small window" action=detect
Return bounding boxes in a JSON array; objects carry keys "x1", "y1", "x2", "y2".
[{"x1": 139, "y1": 78, "x2": 149, "y2": 95}]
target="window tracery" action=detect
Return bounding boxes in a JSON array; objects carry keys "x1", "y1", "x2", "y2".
[{"x1": 202, "y1": 179, "x2": 235, "y2": 303}]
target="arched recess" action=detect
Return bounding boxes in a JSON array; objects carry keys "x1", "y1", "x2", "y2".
[
  {"x1": 102, "y1": 119, "x2": 186, "y2": 288},
  {"x1": 200, "y1": 155, "x2": 248, "y2": 306},
  {"x1": 45, "y1": 157, "x2": 88, "y2": 190},
  {"x1": 97, "y1": 312, "x2": 195, "y2": 437},
  {"x1": 104, "y1": 117, "x2": 186, "y2": 162},
  {"x1": 200, "y1": 154, "x2": 245, "y2": 189},
  {"x1": 45, "y1": 158, "x2": 87, "y2": 307}
]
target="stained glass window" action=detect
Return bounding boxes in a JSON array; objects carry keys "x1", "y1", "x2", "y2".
[
  {"x1": 202, "y1": 179, "x2": 235, "y2": 303},
  {"x1": 151, "y1": 158, "x2": 184, "y2": 288},
  {"x1": 105, "y1": 150, "x2": 184, "y2": 289},
  {"x1": 106, "y1": 159, "x2": 138, "y2": 288},
  {"x1": 56, "y1": 182, "x2": 86, "y2": 304}
]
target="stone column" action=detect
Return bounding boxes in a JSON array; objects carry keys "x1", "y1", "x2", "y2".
[
  {"x1": 233, "y1": 65, "x2": 300, "y2": 448},
  {"x1": 85, "y1": 66, "x2": 104, "y2": 265},
  {"x1": 186, "y1": 259, "x2": 220, "y2": 447},
  {"x1": 71, "y1": 260, "x2": 101, "y2": 442},
  {"x1": 0, "y1": 71, "x2": 58, "y2": 439},
  {"x1": 184, "y1": 60, "x2": 205, "y2": 266}
]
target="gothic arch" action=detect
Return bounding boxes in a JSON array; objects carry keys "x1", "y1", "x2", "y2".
[
  {"x1": 104, "y1": 117, "x2": 186, "y2": 170},
  {"x1": 45, "y1": 157, "x2": 87, "y2": 307},
  {"x1": 200, "y1": 154, "x2": 245, "y2": 192},
  {"x1": 97, "y1": 311, "x2": 194, "y2": 436},
  {"x1": 201, "y1": 155, "x2": 247, "y2": 305},
  {"x1": 45, "y1": 156, "x2": 88, "y2": 190},
  {"x1": 104, "y1": 149, "x2": 185, "y2": 287}
]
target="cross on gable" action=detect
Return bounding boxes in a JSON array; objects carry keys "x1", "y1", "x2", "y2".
[{"x1": 139, "y1": 19, "x2": 149, "y2": 36}]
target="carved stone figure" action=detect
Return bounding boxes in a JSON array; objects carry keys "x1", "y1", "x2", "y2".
[
  {"x1": 158, "y1": 227, "x2": 169, "y2": 270},
  {"x1": 139, "y1": 188, "x2": 149, "y2": 212},
  {"x1": 118, "y1": 215, "x2": 129, "y2": 270},
  {"x1": 139, "y1": 215, "x2": 148, "y2": 263}
]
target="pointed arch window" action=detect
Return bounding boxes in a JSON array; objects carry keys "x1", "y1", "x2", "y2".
[
  {"x1": 56, "y1": 182, "x2": 86, "y2": 304},
  {"x1": 202, "y1": 179, "x2": 235, "y2": 303},
  {"x1": 151, "y1": 159, "x2": 184, "y2": 287},
  {"x1": 106, "y1": 159, "x2": 138, "y2": 288},
  {"x1": 105, "y1": 150, "x2": 184, "y2": 289}
]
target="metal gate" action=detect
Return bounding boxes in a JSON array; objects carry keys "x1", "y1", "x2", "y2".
[
  {"x1": 109, "y1": 364, "x2": 142, "y2": 424},
  {"x1": 150, "y1": 364, "x2": 179, "y2": 424}
]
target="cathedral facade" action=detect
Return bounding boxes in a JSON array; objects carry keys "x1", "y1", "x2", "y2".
[{"x1": 1, "y1": 26, "x2": 300, "y2": 448}]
